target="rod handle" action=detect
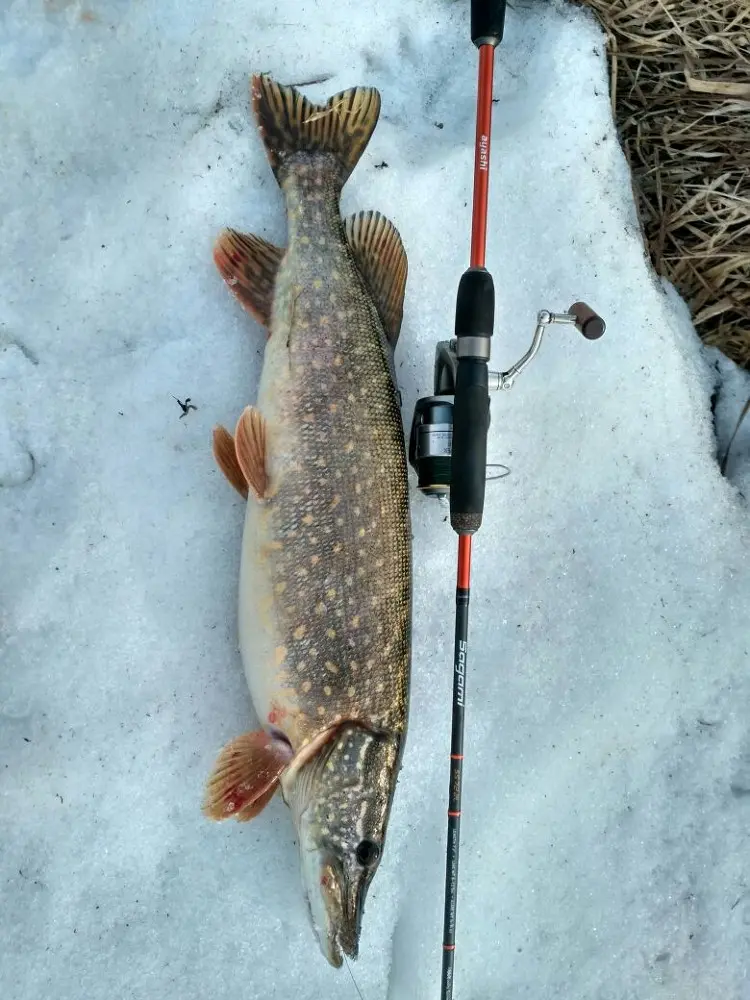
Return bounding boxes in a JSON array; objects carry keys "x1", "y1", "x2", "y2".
[
  {"x1": 471, "y1": 0, "x2": 507, "y2": 47},
  {"x1": 450, "y1": 361, "x2": 490, "y2": 535},
  {"x1": 569, "y1": 301, "x2": 606, "y2": 340},
  {"x1": 450, "y1": 268, "x2": 494, "y2": 536}
]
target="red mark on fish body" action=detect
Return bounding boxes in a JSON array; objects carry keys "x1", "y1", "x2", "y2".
[{"x1": 267, "y1": 703, "x2": 287, "y2": 726}]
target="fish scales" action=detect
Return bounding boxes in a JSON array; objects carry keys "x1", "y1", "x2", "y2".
[
  {"x1": 204, "y1": 74, "x2": 413, "y2": 968},
  {"x1": 254, "y1": 154, "x2": 410, "y2": 748}
]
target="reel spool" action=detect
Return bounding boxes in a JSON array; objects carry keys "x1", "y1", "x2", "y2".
[
  {"x1": 408, "y1": 342, "x2": 459, "y2": 497},
  {"x1": 408, "y1": 301, "x2": 606, "y2": 499}
]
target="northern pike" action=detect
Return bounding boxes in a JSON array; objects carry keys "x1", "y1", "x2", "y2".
[{"x1": 203, "y1": 74, "x2": 412, "y2": 968}]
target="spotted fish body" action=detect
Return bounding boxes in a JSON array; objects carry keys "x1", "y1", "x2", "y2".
[{"x1": 204, "y1": 75, "x2": 412, "y2": 967}]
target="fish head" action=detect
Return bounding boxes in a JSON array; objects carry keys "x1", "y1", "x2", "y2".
[{"x1": 287, "y1": 723, "x2": 401, "y2": 967}]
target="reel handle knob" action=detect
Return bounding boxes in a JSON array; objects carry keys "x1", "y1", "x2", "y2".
[{"x1": 569, "y1": 301, "x2": 606, "y2": 340}]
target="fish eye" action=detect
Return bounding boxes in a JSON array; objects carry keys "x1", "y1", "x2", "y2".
[{"x1": 355, "y1": 840, "x2": 380, "y2": 867}]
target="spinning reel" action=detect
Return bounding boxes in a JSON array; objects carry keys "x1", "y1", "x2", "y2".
[{"x1": 408, "y1": 299, "x2": 606, "y2": 500}]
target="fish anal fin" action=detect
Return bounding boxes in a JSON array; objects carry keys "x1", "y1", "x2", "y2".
[
  {"x1": 202, "y1": 731, "x2": 293, "y2": 822},
  {"x1": 251, "y1": 74, "x2": 381, "y2": 186},
  {"x1": 213, "y1": 229, "x2": 284, "y2": 331},
  {"x1": 344, "y1": 211, "x2": 408, "y2": 348},
  {"x1": 234, "y1": 406, "x2": 269, "y2": 501},
  {"x1": 212, "y1": 425, "x2": 249, "y2": 499}
]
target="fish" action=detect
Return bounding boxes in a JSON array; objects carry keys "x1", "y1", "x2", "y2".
[{"x1": 202, "y1": 73, "x2": 412, "y2": 969}]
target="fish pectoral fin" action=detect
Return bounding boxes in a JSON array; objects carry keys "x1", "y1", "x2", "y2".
[
  {"x1": 234, "y1": 406, "x2": 269, "y2": 501},
  {"x1": 344, "y1": 211, "x2": 408, "y2": 349},
  {"x1": 212, "y1": 425, "x2": 249, "y2": 499},
  {"x1": 213, "y1": 228, "x2": 284, "y2": 331},
  {"x1": 202, "y1": 731, "x2": 293, "y2": 822}
]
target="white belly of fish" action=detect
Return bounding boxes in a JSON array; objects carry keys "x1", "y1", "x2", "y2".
[
  {"x1": 237, "y1": 495, "x2": 281, "y2": 732},
  {"x1": 236, "y1": 345, "x2": 299, "y2": 738}
]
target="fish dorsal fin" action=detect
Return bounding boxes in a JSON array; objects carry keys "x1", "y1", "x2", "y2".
[
  {"x1": 202, "y1": 730, "x2": 293, "y2": 821},
  {"x1": 212, "y1": 425, "x2": 249, "y2": 499},
  {"x1": 344, "y1": 211, "x2": 408, "y2": 347},
  {"x1": 213, "y1": 228, "x2": 284, "y2": 330},
  {"x1": 234, "y1": 406, "x2": 269, "y2": 501},
  {"x1": 251, "y1": 74, "x2": 381, "y2": 186}
]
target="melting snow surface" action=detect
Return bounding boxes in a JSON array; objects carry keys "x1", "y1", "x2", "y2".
[{"x1": 2, "y1": 1, "x2": 749, "y2": 998}]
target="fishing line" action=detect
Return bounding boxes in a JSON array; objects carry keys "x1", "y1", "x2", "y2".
[{"x1": 344, "y1": 955, "x2": 366, "y2": 1000}]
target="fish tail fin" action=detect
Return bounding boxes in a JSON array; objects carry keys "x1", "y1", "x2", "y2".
[{"x1": 251, "y1": 74, "x2": 381, "y2": 186}]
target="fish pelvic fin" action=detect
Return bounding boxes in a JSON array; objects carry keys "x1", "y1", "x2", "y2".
[
  {"x1": 234, "y1": 406, "x2": 269, "y2": 502},
  {"x1": 202, "y1": 730, "x2": 293, "y2": 821},
  {"x1": 212, "y1": 408, "x2": 269, "y2": 501},
  {"x1": 344, "y1": 211, "x2": 408, "y2": 348},
  {"x1": 212, "y1": 425, "x2": 249, "y2": 499},
  {"x1": 213, "y1": 229, "x2": 284, "y2": 330},
  {"x1": 251, "y1": 74, "x2": 381, "y2": 186}
]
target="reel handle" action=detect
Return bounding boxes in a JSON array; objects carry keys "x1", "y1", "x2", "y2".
[
  {"x1": 450, "y1": 267, "x2": 494, "y2": 535},
  {"x1": 471, "y1": 0, "x2": 507, "y2": 47}
]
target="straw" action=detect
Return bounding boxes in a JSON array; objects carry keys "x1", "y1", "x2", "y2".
[{"x1": 574, "y1": 0, "x2": 750, "y2": 368}]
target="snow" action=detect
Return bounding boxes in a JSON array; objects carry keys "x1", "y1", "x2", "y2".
[{"x1": 2, "y1": 0, "x2": 749, "y2": 997}]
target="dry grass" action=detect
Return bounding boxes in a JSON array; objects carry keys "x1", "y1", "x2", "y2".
[{"x1": 575, "y1": 0, "x2": 750, "y2": 368}]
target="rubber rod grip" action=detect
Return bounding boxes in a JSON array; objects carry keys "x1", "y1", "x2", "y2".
[
  {"x1": 450, "y1": 359, "x2": 490, "y2": 535},
  {"x1": 569, "y1": 301, "x2": 606, "y2": 340},
  {"x1": 455, "y1": 267, "x2": 494, "y2": 342},
  {"x1": 471, "y1": 0, "x2": 507, "y2": 47}
]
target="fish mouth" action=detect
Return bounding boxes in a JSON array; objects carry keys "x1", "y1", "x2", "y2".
[
  {"x1": 324, "y1": 927, "x2": 345, "y2": 969},
  {"x1": 323, "y1": 905, "x2": 360, "y2": 969},
  {"x1": 307, "y1": 855, "x2": 365, "y2": 969}
]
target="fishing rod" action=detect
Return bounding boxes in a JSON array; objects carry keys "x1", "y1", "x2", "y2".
[{"x1": 407, "y1": 2, "x2": 606, "y2": 996}]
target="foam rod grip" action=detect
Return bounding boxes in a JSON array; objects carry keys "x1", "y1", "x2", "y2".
[
  {"x1": 450, "y1": 359, "x2": 490, "y2": 535},
  {"x1": 471, "y1": 0, "x2": 507, "y2": 47}
]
